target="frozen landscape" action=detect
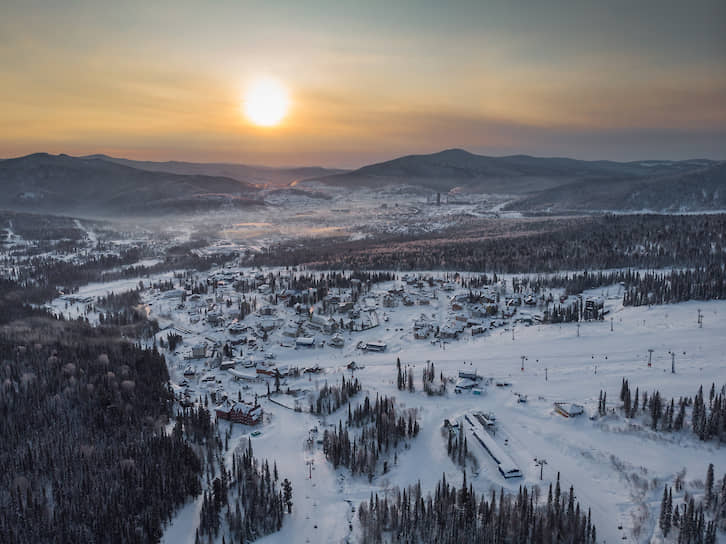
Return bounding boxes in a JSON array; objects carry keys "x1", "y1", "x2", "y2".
[
  {"x1": 150, "y1": 270, "x2": 726, "y2": 544},
  {"x1": 0, "y1": 176, "x2": 724, "y2": 543},
  {"x1": 0, "y1": 187, "x2": 724, "y2": 543},
  {"x1": 2, "y1": 2, "x2": 725, "y2": 542},
  {"x1": 44, "y1": 258, "x2": 726, "y2": 543}
]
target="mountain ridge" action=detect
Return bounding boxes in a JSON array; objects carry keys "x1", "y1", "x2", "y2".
[
  {"x1": 80, "y1": 154, "x2": 348, "y2": 187},
  {"x1": 299, "y1": 148, "x2": 719, "y2": 194},
  {"x1": 296, "y1": 148, "x2": 724, "y2": 211},
  {"x1": 0, "y1": 153, "x2": 262, "y2": 218},
  {"x1": 2, "y1": 149, "x2": 724, "y2": 216}
]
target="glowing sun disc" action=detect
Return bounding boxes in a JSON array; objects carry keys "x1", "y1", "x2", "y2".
[{"x1": 243, "y1": 78, "x2": 289, "y2": 126}]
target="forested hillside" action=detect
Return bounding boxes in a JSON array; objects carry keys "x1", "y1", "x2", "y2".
[
  {"x1": 251, "y1": 214, "x2": 726, "y2": 273},
  {"x1": 0, "y1": 316, "x2": 201, "y2": 542},
  {"x1": 358, "y1": 473, "x2": 597, "y2": 543}
]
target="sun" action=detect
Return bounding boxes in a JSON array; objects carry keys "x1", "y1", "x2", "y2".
[{"x1": 243, "y1": 77, "x2": 289, "y2": 127}]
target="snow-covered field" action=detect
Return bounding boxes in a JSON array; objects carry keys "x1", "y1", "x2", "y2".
[{"x1": 134, "y1": 268, "x2": 726, "y2": 544}]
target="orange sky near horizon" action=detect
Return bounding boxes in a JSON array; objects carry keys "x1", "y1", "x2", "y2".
[{"x1": 1, "y1": 1, "x2": 725, "y2": 167}]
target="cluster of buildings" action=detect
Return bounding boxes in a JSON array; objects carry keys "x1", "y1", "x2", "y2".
[
  {"x1": 157, "y1": 267, "x2": 598, "y2": 435},
  {"x1": 454, "y1": 368, "x2": 484, "y2": 394}
]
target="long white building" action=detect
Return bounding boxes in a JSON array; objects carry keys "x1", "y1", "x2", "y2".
[{"x1": 464, "y1": 412, "x2": 522, "y2": 479}]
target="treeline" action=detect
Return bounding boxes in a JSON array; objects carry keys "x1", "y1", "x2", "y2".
[
  {"x1": 323, "y1": 395, "x2": 420, "y2": 479},
  {"x1": 112, "y1": 251, "x2": 232, "y2": 282},
  {"x1": 5, "y1": 235, "x2": 235, "y2": 308},
  {"x1": 250, "y1": 214, "x2": 726, "y2": 273},
  {"x1": 28, "y1": 249, "x2": 142, "y2": 292},
  {"x1": 94, "y1": 289, "x2": 158, "y2": 338},
  {"x1": 0, "y1": 319, "x2": 202, "y2": 543},
  {"x1": 310, "y1": 375, "x2": 362, "y2": 415},
  {"x1": 228, "y1": 270, "x2": 396, "y2": 298},
  {"x1": 617, "y1": 380, "x2": 726, "y2": 442},
  {"x1": 542, "y1": 300, "x2": 585, "y2": 324},
  {"x1": 0, "y1": 211, "x2": 94, "y2": 242},
  {"x1": 197, "y1": 438, "x2": 291, "y2": 542},
  {"x1": 623, "y1": 266, "x2": 726, "y2": 306},
  {"x1": 508, "y1": 265, "x2": 725, "y2": 308},
  {"x1": 358, "y1": 472, "x2": 597, "y2": 543},
  {"x1": 97, "y1": 308, "x2": 148, "y2": 328},
  {"x1": 510, "y1": 270, "x2": 631, "y2": 297},
  {"x1": 0, "y1": 278, "x2": 57, "y2": 323},
  {"x1": 657, "y1": 464, "x2": 725, "y2": 541},
  {"x1": 96, "y1": 289, "x2": 142, "y2": 311},
  {"x1": 0, "y1": 249, "x2": 143, "y2": 306},
  {"x1": 286, "y1": 270, "x2": 396, "y2": 292},
  {"x1": 284, "y1": 272, "x2": 395, "y2": 309}
]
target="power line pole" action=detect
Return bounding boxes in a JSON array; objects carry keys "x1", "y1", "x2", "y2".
[
  {"x1": 648, "y1": 349, "x2": 654, "y2": 367},
  {"x1": 534, "y1": 458, "x2": 547, "y2": 480},
  {"x1": 520, "y1": 355, "x2": 527, "y2": 372}
]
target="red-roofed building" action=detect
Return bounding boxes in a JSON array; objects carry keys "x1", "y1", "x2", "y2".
[{"x1": 215, "y1": 399, "x2": 263, "y2": 426}]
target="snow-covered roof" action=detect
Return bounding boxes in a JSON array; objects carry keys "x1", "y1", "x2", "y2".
[
  {"x1": 217, "y1": 399, "x2": 262, "y2": 417},
  {"x1": 555, "y1": 402, "x2": 584, "y2": 416},
  {"x1": 455, "y1": 377, "x2": 478, "y2": 389}
]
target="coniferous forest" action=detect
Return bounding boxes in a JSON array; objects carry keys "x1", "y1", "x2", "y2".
[
  {"x1": 197, "y1": 438, "x2": 291, "y2": 542},
  {"x1": 0, "y1": 307, "x2": 293, "y2": 543},
  {"x1": 656, "y1": 464, "x2": 724, "y2": 542},
  {"x1": 251, "y1": 214, "x2": 726, "y2": 274},
  {"x1": 615, "y1": 380, "x2": 726, "y2": 442},
  {"x1": 0, "y1": 317, "x2": 201, "y2": 543},
  {"x1": 358, "y1": 472, "x2": 596, "y2": 543},
  {"x1": 323, "y1": 395, "x2": 420, "y2": 479},
  {"x1": 310, "y1": 375, "x2": 362, "y2": 415}
]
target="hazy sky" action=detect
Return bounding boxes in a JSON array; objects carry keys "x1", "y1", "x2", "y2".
[{"x1": 1, "y1": 0, "x2": 725, "y2": 167}]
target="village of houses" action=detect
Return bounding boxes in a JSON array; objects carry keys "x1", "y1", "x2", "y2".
[
  {"x1": 52, "y1": 261, "x2": 725, "y2": 542},
  {"x1": 140, "y1": 266, "x2": 600, "y2": 424}
]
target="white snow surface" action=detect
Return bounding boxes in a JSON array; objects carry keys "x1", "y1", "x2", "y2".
[{"x1": 70, "y1": 269, "x2": 724, "y2": 544}]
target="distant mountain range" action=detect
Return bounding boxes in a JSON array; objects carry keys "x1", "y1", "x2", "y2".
[
  {"x1": 1, "y1": 149, "x2": 724, "y2": 216},
  {"x1": 82, "y1": 154, "x2": 347, "y2": 187},
  {"x1": 298, "y1": 148, "x2": 725, "y2": 211},
  {"x1": 505, "y1": 161, "x2": 726, "y2": 212},
  {"x1": 0, "y1": 153, "x2": 262, "y2": 217}
]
